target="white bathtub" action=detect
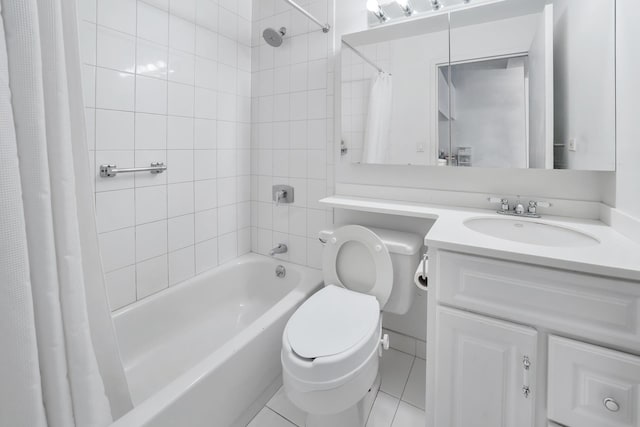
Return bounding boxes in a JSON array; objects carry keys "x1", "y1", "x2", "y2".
[{"x1": 110, "y1": 253, "x2": 323, "y2": 427}]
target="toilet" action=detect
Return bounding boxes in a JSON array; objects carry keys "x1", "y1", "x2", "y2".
[{"x1": 281, "y1": 225, "x2": 422, "y2": 427}]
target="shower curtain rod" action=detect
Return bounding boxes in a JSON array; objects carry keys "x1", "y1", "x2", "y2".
[
  {"x1": 342, "y1": 40, "x2": 390, "y2": 75},
  {"x1": 284, "y1": 0, "x2": 331, "y2": 33}
]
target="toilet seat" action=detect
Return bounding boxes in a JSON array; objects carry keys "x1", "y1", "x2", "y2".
[
  {"x1": 282, "y1": 286, "x2": 382, "y2": 393},
  {"x1": 286, "y1": 285, "x2": 379, "y2": 359},
  {"x1": 322, "y1": 225, "x2": 394, "y2": 308}
]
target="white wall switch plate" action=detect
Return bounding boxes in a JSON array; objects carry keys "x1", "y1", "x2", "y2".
[{"x1": 568, "y1": 138, "x2": 577, "y2": 152}]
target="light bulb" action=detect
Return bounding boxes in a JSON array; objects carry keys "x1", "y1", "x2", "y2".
[{"x1": 367, "y1": 0, "x2": 380, "y2": 12}]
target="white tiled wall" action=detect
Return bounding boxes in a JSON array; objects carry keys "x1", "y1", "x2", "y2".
[
  {"x1": 250, "y1": 0, "x2": 335, "y2": 268},
  {"x1": 79, "y1": 0, "x2": 252, "y2": 310}
]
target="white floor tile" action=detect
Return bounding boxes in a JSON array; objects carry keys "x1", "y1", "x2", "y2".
[
  {"x1": 266, "y1": 387, "x2": 306, "y2": 427},
  {"x1": 380, "y1": 349, "x2": 414, "y2": 398},
  {"x1": 365, "y1": 392, "x2": 399, "y2": 427},
  {"x1": 248, "y1": 407, "x2": 297, "y2": 427},
  {"x1": 402, "y1": 358, "x2": 426, "y2": 410},
  {"x1": 391, "y1": 402, "x2": 425, "y2": 427}
]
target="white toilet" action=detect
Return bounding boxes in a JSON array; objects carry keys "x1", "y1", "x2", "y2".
[{"x1": 281, "y1": 225, "x2": 422, "y2": 427}]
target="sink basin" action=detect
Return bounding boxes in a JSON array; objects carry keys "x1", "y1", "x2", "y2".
[{"x1": 463, "y1": 217, "x2": 599, "y2": 247}]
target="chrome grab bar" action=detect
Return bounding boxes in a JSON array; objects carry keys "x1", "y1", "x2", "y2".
[{"x1": 100, "y1": 162, "x2": 166, "y2": 178}]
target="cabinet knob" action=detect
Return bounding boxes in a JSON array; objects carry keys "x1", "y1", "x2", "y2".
[{"x1": 603, "y1": 397, "x2": 620, "y2": 412}]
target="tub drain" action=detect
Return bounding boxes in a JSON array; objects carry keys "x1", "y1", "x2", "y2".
[{"x1": 275, "y1": 265, "x2": 286, "y2": 278}]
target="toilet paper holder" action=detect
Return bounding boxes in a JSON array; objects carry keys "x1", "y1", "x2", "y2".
[{"x1": 421, "y1": 252, "x2": 428, "y2": 281}]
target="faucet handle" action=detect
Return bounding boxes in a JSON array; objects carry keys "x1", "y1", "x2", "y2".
[
  {"x1": 488, "y1": 197, "x2": 509, "y2": 212},
  {"x1": 528, "y1": 200, "x2": 551, "y2": 215}
]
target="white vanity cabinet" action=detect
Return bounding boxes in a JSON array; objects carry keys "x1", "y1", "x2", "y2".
[
  {"x1": 426, "y1": 249, "x2": 640, "y2": 427},
  {"x1": 435, "y1": 307, "x2": 538, "y2": 427}
]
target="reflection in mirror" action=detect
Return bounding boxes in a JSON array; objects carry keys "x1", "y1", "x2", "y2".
[
  {"x1": 448, "y1": 0, "x2": 615, "y2": 170},
  {"x1": 341, "y1": 0, "x2": 616, "y2": 171},
  {"x1": 341, "y1": 15, "x2": 450, "y2": 165}
]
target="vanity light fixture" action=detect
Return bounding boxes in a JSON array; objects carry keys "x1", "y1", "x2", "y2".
[
  {"x1": 431, "y1": 0, "x2": 442, "y2": 10},
  {"x1": 367, "y1": 0, "x2": 389, "y2": 23},
  {"x1": 396, "y1": 0, "x2": 415, "y2": 16}
]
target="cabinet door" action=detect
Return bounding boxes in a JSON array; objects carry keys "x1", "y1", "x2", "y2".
[
  {"x1": 548, "y1": 335, "x2": 640, "y2": 427},
  {"x1": 435, "y1": 307, "x2": 538, "y2": 427}
]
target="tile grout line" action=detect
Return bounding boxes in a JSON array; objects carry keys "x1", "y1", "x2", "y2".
[
  {"x1": 389, "y1": 355, "x2": 418, "y2": 426},
  {"x1": 190, "y1": 0, "x2": 198, "y2": 279},
  {"x1": 132, "y1": 0, "x2": 140, "y2": 301}
]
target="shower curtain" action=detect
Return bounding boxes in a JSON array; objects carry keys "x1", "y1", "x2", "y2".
[
  {"x1": 362, "y1": 72, "x2": 393, "y2": 164},
  {"x1": 0, "y1": 0, "x2": 132, "y2": 425}
]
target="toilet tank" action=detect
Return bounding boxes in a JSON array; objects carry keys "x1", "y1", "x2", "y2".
[{"x1": 369, "y1": 227, "x2": 424, "y2": 315}]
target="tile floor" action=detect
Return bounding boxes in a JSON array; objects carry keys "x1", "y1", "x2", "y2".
[{"x1": 248, "y1": 348, "x2": 426, "y2": 427}]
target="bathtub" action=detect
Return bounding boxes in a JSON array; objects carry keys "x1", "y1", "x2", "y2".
[{"x1": 110, "y1": 253, "x2": 323, "y2": 427}]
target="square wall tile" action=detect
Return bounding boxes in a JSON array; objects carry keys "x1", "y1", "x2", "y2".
[
  {"x1": 168, "y1": 182, "x2": 195, "y2": 217},
  {"x1": 218, "y1": 232, "x2": 238, "y2": 264},
  {"x1": 167, "y1": 116, "x2": 194, "y2": 149},
  {"x1": 168, "y1": 214, "x2": 195, "y2": 251},
  {"x1": 136, "y1": 113, "x2": 167, "y2": 150},
  {"x1": 167, "y1": 150, "x2": 194, "y2": 183},
  {"x1": 99, "y1": 227, "x2": 135, "y2": 272},
  {"x1": 95, "y1": 109, "x2": 134, "y2": 151},
  {"x1": 168, "y1": 82, "x2": 195, "y2": 117},
  {"x1": 97, "y1": 0, "x2": 136, "y2": 35},
  {"x1": 195, "y1": 208, "x2": 218, "y2": 242},
  {"x1": 136, "y1": 220, "x2": 168, "y2": 261},
  {"x1": 136, "y1": 75, "x2": 168, "y2": 114},
  {"x1": 96, "y1": 189, "x2": 135, "y2": 232},
  {"x1": 105, "y1": 266, "x2": 137, "y2": 310},
  {"x1": 135, "y1": 185, "x2": 167, "y2": 224},
  {"x1": 137, "y1": 3, "x2": 169, "y2": 45},
  {"x1": 96, "y1": 68, "x2": 135, "y2": 111},
  {"x1": 137, "y1": 39, "x2": 169, "y2": 79},
  {"x1": 97, "y1": 26, "x2": 136, "y2": 73},
  {"x1": 195, "y1": 179, "x2": 217, "y2": 211},
  {"x1": 169, "y1": 15, "x2": 195, "y2": 53},
  {"x1": 195, "y1": 238, "x2": 218, "y2": 273},
  {"x1": 136, "y1": 254, "x2": 169, "y2": 298},
  {"x1": 169, "y1": 246, "x2": 195, "y2": 286}
]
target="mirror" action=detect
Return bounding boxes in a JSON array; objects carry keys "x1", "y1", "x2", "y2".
[
  {"x1": 340, "y1": 0, "x2": 616, "y2": 171},
  {"x1": 341, "y1": 15, "x2": 450, "y2": 166}
]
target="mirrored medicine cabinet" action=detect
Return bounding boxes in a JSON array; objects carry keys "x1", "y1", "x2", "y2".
[{"x1": 340, "y1": 0, "x2": 616, "y2": 171}]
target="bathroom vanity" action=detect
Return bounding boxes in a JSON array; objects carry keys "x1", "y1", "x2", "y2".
[
  {"x1": 320, "y1": 195, "x2": 640, "y2": 427},
  {"x1": 427, "y1": 250, "x2": 640, "y2": 427},
  {"x1": 425, "y1": 214, "x2": 640, "y2": 427}
]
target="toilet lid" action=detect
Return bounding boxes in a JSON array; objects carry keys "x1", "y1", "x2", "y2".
[
  {"x1": 286, "y1": 285, "x2": 380, "y2": 359},
  {"x1": 322, "y1": 225, "x2": 393, "y2": 308}
]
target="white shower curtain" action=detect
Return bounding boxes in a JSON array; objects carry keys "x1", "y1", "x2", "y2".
[
  {"x1": 0, "y1": 0, "x2": 132, "y2": 426},
  {"x1": 362, "y1": 72, "x2": 393, "y2": 164}
]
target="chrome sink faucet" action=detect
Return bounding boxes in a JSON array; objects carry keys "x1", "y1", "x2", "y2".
[
  {"x1": 488, "y1": 197, "x2": 551, "y2": 218},
  {"x1": 270, "y1": 243, "x2": 288, "y2": 256}
]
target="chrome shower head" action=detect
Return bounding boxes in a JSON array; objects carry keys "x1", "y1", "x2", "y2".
[{"x1": 263, "y1": 27, "x2": 286, "y2": 47}]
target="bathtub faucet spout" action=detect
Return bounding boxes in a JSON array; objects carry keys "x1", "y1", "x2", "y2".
[{"x1": 270, "y1": 243, "x2": 288, "y2": 256}]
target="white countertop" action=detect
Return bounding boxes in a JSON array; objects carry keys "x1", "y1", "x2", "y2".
[{"x1": 320, "y1": 195, "x2": 640, "y2": 281}]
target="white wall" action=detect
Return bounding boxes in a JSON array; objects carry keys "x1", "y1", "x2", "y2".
[
  {"x1": 616, "y1": 0, "x2": 640, "y2": 221},
  {"x1": 79, "y1": 0, "x2": 253, "y2": 310},
  {"x1": 554, "y1": 0, "x2": 616, "y2": 171},
  {"x1": 250, "y1": 0, "x2": 334, "y2": 268}
]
